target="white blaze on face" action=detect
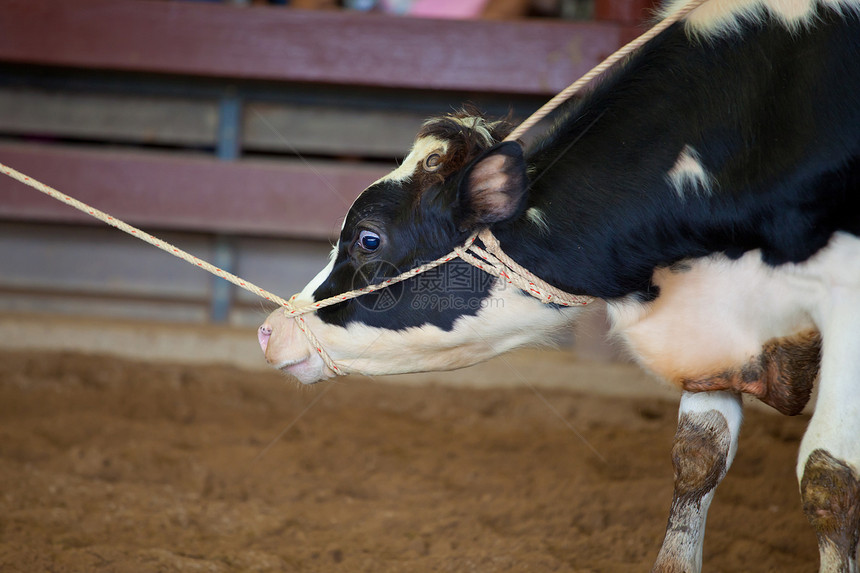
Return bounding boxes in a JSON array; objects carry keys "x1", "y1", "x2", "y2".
[
  {"x1": 375, "y1": 112, "x2": 500, "y2": 186},
  {"x1": 374, "y1": 135, "x2": 448, "y2": 185}
]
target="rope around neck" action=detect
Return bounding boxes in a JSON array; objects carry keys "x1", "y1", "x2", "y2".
[{"x1": 0, "y1": 0, "x2": 707, "y2": 374}]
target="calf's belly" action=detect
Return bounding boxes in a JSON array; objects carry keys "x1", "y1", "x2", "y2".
[{"x1": 607, "y1": 250, "x2": 821, "y2": 414}]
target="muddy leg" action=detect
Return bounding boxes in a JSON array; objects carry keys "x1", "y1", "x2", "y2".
[
  {"x1": 652, "y1": 391, "x2": 742, "y2": 573},
  {"x1": 800, "y1": 449, "x2": 860, "y2": 573},
  {"x1": 798, "y1": 294, "x2": 860, "y2": 573}
]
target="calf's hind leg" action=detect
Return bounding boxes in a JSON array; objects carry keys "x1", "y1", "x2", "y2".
[
  {"x1": 652, "y1": 390, "x2": 742, "y2": 573},
  {"x1": 799, "y1": 294, "x2": 860, "y2": 573}
]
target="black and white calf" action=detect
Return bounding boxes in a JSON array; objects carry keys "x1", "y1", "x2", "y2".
[{"x1": 259, "y1": 0, "x2": 860, "y2": 570}]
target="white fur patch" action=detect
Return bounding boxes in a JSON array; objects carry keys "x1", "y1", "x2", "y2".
[
  {"x1": 419, "y1": 113, "x2": 504, "y2": 148},
  {"x1": 379, "y1": 113, "x2": 502, "y2": 187},
  {"x1": 607, "y1": 233, "x2": 860, "y2": 387},
  {"x1": 662, "y1": 0, "x2": 860, "y2": 37},
  {"x1": 444, "y1": 115, "x2": 500, "y2": 147},
  {"x1": 376, "y1": 136, "x2": 448, "y2": 185},
  {"x1": 525, "y1": 207, "x2": 550, "y2": 234},
  {"x1": 666, "y1": 145, "x2": 713, "y2": 199}
]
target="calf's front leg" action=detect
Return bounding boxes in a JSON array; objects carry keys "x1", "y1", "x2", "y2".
[
  {"x1": 798, "y1": 293, "x2": 860, "y2": 573},
  {"x1": 652, "y1": 390, "x2": 743, "y2": 573}
]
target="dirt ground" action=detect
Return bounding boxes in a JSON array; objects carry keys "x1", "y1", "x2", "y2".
[{"x1": 0, "y1": 350, "x2": 818, "y2": 572}]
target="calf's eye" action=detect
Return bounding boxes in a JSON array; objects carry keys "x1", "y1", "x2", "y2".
[{"x1": 357, "y1": 230, "x2": 381, "y2": 252}]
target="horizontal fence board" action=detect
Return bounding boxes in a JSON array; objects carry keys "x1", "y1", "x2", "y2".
[
  {"x1": 0, "y1": 221, "x2": 332, "y2": 325},
  {"x1": 0, "y1": 292, "x2": 211, "y2": 324},
  {"x1": 0, "y1": 142, "x2": 388, "y2": 240},
  {"x1": 0, "y1": 222, "x2": 212, "y2": 299},
  {"x1": 0, "y1": 87, "x2": 219, "y2": 147},
  {"x1": 244, "y1": 102, "x2": 426, "y2": 158},
  {"x1": 0, "y1": 0, "x2": 639, "y2": 95}
]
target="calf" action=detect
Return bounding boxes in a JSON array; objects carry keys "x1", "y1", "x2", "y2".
[{"x1": 259, "y1": 0, "x2": 860, "y2": 570}]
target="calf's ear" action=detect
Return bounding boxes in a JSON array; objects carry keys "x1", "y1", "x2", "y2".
[{"x1": 455, "y1": 141, "x2": 529, "y2": 231}]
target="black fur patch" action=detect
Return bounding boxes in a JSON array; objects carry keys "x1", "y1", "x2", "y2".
[
  {"x1": 314, "y1": 8, "x2": 860, "y2": 331},
  {"x1": 494, "y1": 9, "x2": 860, "y2": 300}
]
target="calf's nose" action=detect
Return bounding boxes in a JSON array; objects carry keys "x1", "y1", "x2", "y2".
[{"x1": 258, "y1": 323, "x2": 273, "y2": 353}]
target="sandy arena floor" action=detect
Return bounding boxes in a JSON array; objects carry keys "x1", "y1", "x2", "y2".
[{"x1": 0, "y1": 349, "x2": 818, "y2": 572}]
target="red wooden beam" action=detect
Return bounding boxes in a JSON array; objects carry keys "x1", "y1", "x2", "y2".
[
  {"x1": 595, "y1": 0, "x2": 661, "y2": 25},
  {"x1": 0, "y1": 143, "x2": 386, "y2": 240},
  {"x1": 0, "y1": 0, "x2": 639, "y2": 96}
]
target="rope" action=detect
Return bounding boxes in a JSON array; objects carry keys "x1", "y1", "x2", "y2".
[
  {"x1": 466, "y1": 230, "x2": 594, "y2": 307},
  {"x1": 0, "y1": 163, "x2": 291, "y2": 306},
  {"x1": 0, "y1": 0, "x2": 706, "y2": 374},
  {"x1": 0, "y1": 161, "x2": 341, "y2": 374},
  {"x1": 503, "y1": 0, "x2": 709, "y2": 143}
]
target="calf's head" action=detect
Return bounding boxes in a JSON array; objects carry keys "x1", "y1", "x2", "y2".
[{"x1": 259, "y1": 110, "x2": 580, "y2": 383}]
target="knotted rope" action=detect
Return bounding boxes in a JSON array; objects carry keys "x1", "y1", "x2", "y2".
[
  {"x1": 0, "y1": 0, "x2": 708, "y2": 374},
  {"x1": 462, "y1": 231, "x2": 594, "y2": 306}
]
